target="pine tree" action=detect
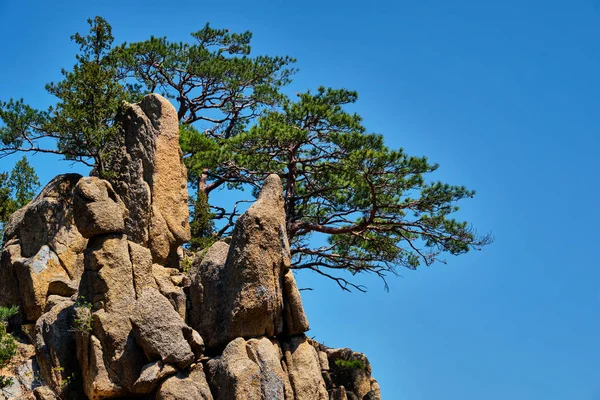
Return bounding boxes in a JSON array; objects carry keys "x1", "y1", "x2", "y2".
[
  {"x1": 0, "y1": 156, "x2": 39, "y2": 240},
  {"x1": 213, "y1": 87, "x2": 492, "y2": 290}
]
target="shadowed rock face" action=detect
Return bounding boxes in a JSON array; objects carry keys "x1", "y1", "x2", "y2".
[{"x1": 0, "y1": 94, "x2": 381, "y2": 400}]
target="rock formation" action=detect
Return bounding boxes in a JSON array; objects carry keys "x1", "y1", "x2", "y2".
[
  {"x1": 109, "y1": 94, "x2": 191, "y2": 266},
  {"x1": 1, "y1": 173, "x2": 86, "y2": 323},
  {"x1": 0, "y1": 94, "x2": 381, "y2": 400}
]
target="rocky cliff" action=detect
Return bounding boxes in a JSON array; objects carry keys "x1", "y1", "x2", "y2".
[{"x1": 0, "y1": 94, "x2": 381, "y2": 400}]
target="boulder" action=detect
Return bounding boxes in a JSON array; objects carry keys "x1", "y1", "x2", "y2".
[
  {"x1": 193, "y1": 175, "x2": 297, "y2": 348},
  {"x1": 110, "y1": 94, "x2": 190, "y2": 264},
  {"x1": 2, "y1": 173, "x2": 86, "y2": 278},
  {"x1": 132, "y1": 361, "x2": 177, "y2": 394},
  {"x1": 246, "y1": 338, "x2": 294, "y2": 400},
  {"x1": 325, "y1": 348, "x2": 373, "y2": 399},
  {"x1": 13, "y1": 245, "x2": 70, "y2": 322},
  {"x1": 76, "y1": 332, "x2": 125, "y2": 399},
  {"x1": 189, "y1": 241, "x2": 229, "y2": 346},
  {"x1": 156, "y1": 364, "x2": 213, "y2": 400},
  {"x1": 73, "y1": 177, "x2": 125, "y2": 238},
  {"x1": 1, "y1": 174, "x2": 86, "y2": 321},
  {"x1": 220, "y1": 174, "x2": 287, "y2": 341},
  {"x1": 206, "y1": 337, "x2": 292, "y2": 400},
  {"x1": 152, "y1": 264, "x2": 187, "y2": 319},
  {"x1": 282, "y1": 335, "x2": 328, "y2": 400},
  {"x1": 76, "y1": 234, "x2": 145, "y2": 398},
  {"x1": 206, "y1": 338, "x2": 262, "y2": 400},
  {"x1": 34, "y1": 300, "x2": 81, "y2": 396},
  {"x1": 130, "y1": 288, "x2": 194, "y2": 369}
]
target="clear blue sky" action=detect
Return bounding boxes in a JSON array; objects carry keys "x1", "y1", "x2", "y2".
[{"x1": 1, "y1": 1, "x2": 599, "y2": 399}]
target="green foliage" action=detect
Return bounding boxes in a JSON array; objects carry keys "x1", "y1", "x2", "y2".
[
  {"x1": 0, "y1": 157, "x2": 39, "y2": 240},
  {"x1": 0, "y1": 306, "x2": 18, "y2": 389},
  {"x1": 73, "y1": 297, "x2": 93, "y2": 334},
  {"x1": 189, "y1": 184, "x2": 217, "y2": 252},
  {"x1": 221, "y1": 87, "x2": 492, "y2": 291},
  {"x1": 0, "y1": 173, "x2": 16, "y2": 237},
  {"x1": 0, "y1": 17, "x2": 491, "y2": 291},
  {"x1": 9, "y1": 156, "x2": 39, "y2": 207},
  {"x1": 180, "y1": 256, "x2": 194, "y2": 273},
  {"x1": 334, "y1": 358, "x2": 366, "y2": 371},
  {"x1": 0, "y1": 17, "x2": 138, "y2": 174},
  {"x1": 51, "y1": 366, "x2": 76, "y2": 393},
  {"x1": 116, "y1": 23, "x2": 295, "y2": 137}
]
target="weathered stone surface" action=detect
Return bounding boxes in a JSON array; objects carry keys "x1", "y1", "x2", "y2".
[
  {"x1": 189, "y1": 241, "x2": 229, "y2": 346},
  {"x1": 206, "y1": 338, "x2": 262, "y2": 400},
  {"x1": 283, "y1": 335, "x2": 328, "y2": 400},
  {"x1": 111, "y1": 94, "x2": 190, "y2": 264},
  {"x1": 152, "y1": 264, "x2": 186, "y2": 319},
  {"x1": 15, "y1": 245, "x2": 70, "y2": 322},
  {"x1": 206, "y1": 337, "x2": 292, "y2": 400},
  {"x1": 0, "y1": 94, "x2": 383, "y2": 398},
  {"x1": 246, "y1": 338, "x2": 294, "y2": 400},
  {"x1": 76, "y1": 234, "x2": 145, "y2": 399},
  {"x1": 0, "y1": 241, "x2": 21, "y2": 314},
  {"x1": 33, "y1": 386, "x2": 59, "y2": 400},
  {"x1": 47, "y1": 277, "x2": 78, "y2": 297},
  {"x1": 282, "y1": 269, "x2": 309, "y2": 335},
  {"x1": 318, "y1": 351, "x2": 330, "y2": 371},
  {"x1": 3, "y1": 173, "x2": 86, "y2": 278},
  {"x1": 76, "y1": 332, "x2": 125, "y2": 399},
  {"x1": 127, "y1": 241, "x2": 157, "y2": 297},
  {"x1": 132, "y1": 361, "x2": 177, "y2": 394},
  {"x1": 1, "y1": 174, "x2": 86, "y2": 321},
  {"x1": 325, "y1": 348, "x2": 373, "y2": 399},
  {"x1": 220, "y1": 174, "x2": 288, "y2": 341},
  {"x1": 34, "y1": 300, "x2": 80, "y2": 396},
  {"x1": 73, "y1": 177, "x2": 125, "y2": 238},
  {"x1": 156, "y1": 364, "x2": 213, "y2": 400},
  {"x1": 130, "y1": 288, "x2": 194, "y2": 369},
  {"x1": 79, "y1": 234, "x2": 136, "y2": 311},
  {"x1": 194, "y1": 175, "x2": 290, "y2": 348}
]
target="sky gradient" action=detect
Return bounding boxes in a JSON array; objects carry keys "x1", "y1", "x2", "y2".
[{"x1": 1, "y1": 1, "x2": 599, "y2": 398}]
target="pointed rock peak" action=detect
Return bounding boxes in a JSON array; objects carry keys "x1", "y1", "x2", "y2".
[
  {"x1": 257, "y1": 174, "x2": 284, "y2": 206},
  {"x1": 138, "y1": 94, "x2": 179, "y2": 136}
]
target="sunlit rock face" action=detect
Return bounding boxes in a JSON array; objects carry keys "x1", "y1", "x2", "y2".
[
  {"x1": 109, "y1": 93, "x2": 191, "y2": 266},
  {"x1": 0, "y1": 94, "x2": 381, "y2": 400}
]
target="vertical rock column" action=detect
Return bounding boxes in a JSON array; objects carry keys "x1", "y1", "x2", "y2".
[
  {"x1": 110, "y1": 93, "x2": 191, "y2": 266},
  {"x1": 190, "y1": 174, "x2": 310, "y2": 349},
  {"x1": 73, "y1": 177, "x2": 145, "y2": 399}
]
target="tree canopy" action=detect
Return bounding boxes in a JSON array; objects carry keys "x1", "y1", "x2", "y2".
[
  {"x1": 0, "y1": 17, "x2": 491, "y2": 290},
  {"x1": 0, "y1": 156, "x2": 39, "y2": 239},
  {"x1": 0, "y1": 18, "x2": 136, "y2": 177},
  {"x1": 208, "y1": 87, "x2": 492, "y2": 290}
]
